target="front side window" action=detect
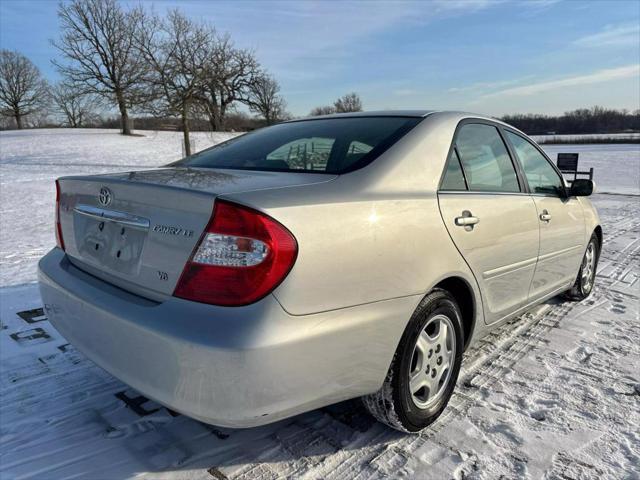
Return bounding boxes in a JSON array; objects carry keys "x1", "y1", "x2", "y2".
[
  {"x1": 505, "y1": 131, "x2": 564, "y2": 196},
  {"x1": 455, "y1": 124, "x2": 520, "y2": 193},
  {"x1": 174, "y1": 117, "x2": 422, "y2": 174}
]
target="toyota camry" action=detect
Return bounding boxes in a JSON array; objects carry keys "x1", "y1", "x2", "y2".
[{"x1": 38, "y1": 111, "x2": 601, "y2": 432}]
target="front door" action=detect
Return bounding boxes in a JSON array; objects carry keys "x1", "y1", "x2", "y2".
[
  {"x1": 438, "y1": 122, "x2": 540, "y2": 325},
  {"x1": 503, "y1": 131, "x2": 586, "y2": 299}
]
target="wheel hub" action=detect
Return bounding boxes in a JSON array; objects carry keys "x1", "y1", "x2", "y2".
[{"x1": 408, "y1": 314, "x2": 456, "y2": 409}]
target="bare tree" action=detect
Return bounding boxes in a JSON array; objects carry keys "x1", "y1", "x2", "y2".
[
  {"x1": 53, "y1": 0, "x2": 148, "y2": 135},
  {"x1": 135, "y1": 9, "x2": 213, "y2": 156},
  {"x1": 309, "y1": 92, "x2": 363, "y2": 117},
  {"x1": 334, "y1": 92, "x2": 362, "y2": 113},
  {"x1": 309, "y1": 105, "x2": 336, "y2": 116},
  {"x1": 51, "y1": 82, "x2": 100, "y2": 127},
  {"x1": 0, "y1": 50, "x2": 49, "y2": 129},
  {"x1": 247, "y1": 73, "x2": 287, "y2": 125},
  {"x1": 199, "y1": 34, "x2": 261, "y2": 131}
]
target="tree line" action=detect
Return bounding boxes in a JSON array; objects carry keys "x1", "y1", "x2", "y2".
[{"x1": 501, "y1": 107, "x2": 640, "y2": 136}]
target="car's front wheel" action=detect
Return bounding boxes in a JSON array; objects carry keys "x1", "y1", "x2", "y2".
[
  {"x1": 362, "y1": 288, "x2": 464, "y2": 432},
  {"x1": 564, "y1": 233, "x2": 600, "y2": 301}
]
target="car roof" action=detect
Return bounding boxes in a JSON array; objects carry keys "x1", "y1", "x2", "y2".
[
  {"x1": 286, "y1": 110, "x2": 513, "y2": 124},
  {"x1": 283, "y1": 109, "x2": 530, "y2": 145},
  {"x1": 286, "y1": 110, "x2": 437, "y2": 122},
  {"x1": 282, "y1": 110, "x2": 529, "y2": 148}
]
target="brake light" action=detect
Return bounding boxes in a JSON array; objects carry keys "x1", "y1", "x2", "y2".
[
  {"x1": 174, "y1": 200, "x2": 298, "y2": 306},
  {"x1": 55, "y1": 180, "x2": 65, "y2": 251}
]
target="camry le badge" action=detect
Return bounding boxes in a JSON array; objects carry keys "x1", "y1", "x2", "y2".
[{"x1": 153, "y1": 224, "x2": 194, "y2": 237}]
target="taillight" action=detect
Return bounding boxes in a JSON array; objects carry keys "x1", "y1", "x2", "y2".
[
  {"x1": 55, "y1": 180, "x2": 65, "y2": 251},
  {"x1": 174, "y1": 200, "x2": 298, "y2": 306}
]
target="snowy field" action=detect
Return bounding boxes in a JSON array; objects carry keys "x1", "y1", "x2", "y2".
[
  {"x1": 541, "y1": 143, "x2": 639, "y2": 196},
  {"x1": 0, "y1": 129, "x2": 639, "y2": 479},
  {"x1": 532, "y1": 133, "x2": 640, "y2": 143}
]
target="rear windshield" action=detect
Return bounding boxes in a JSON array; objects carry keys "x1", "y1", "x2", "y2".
[{"x1": 173, "y1": 116, "x2": 422, "y2": 174}]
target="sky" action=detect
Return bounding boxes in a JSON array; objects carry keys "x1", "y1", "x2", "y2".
[{"x1": 1, "y1": 0, "x2": 639, "y2": 117}]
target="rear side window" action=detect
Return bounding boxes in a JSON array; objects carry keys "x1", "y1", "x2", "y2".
[
  {"x1": 440, "y1": 149, "x2": 467, "y2": 191},
  {"x1": 505, "y1": 131, "x2": 564, "y2": 196},
  {"x1": 455, "y1": 124, "x2": 520, "y2": 193},
  {"x1": 175, "y1": 117, "x2": 422, "y2": 174}
]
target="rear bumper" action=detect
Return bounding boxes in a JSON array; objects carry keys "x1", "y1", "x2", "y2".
[{"x1": 38, "y1": 248, "x2": 417, "y2": 428}]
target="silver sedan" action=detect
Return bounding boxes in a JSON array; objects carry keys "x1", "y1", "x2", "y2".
[{"x1": 38, "y1": 111, "x2": 601, "y2": 432}]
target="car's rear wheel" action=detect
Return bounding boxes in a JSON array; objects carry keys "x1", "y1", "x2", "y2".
[
  {"x1": 362, "y1": 288, "x2": 464, "y2": 432},
  {"x1": 564, "y1": 233, "x2": 599, "y2": 301}
]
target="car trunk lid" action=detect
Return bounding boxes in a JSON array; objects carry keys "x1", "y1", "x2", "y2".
[{"x1": 57, "y1": 167, "x2": 335, "y2": 300}]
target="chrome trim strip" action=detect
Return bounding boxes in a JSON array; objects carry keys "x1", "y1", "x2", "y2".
[
  {"x1": 483, "y1": 245, "x2": 582, "y2": 280},
  {"x1": 537, "y1": 244, "x2": 583, "y2": 262},
  {"x1": 438, "y1": 191, "x2": 528, "y2": 197},
  {"x1": 74, "y1": 204, "x2": 150, "y2": 230},
  {"x1": 438, "y1": 191, "x2": 571, "y2": 199},
  {"x1": 483, "y1": 256, "x2": 538, "y2": 280}
]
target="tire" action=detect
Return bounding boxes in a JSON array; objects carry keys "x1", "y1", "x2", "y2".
[
  {"x1": 362, "y1": 288, "x2": 464, "y2": 432},
  {"x1": 564, "y1": 233, "x2": 600, "y2": 301}
]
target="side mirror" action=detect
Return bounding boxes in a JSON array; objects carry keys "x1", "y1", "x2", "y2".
[{"x1": 570, "y1": 179, "x2": 594, "y2": 197}]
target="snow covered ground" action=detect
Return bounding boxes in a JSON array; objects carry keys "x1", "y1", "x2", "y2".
[{"x1": 0, "y1": 129, "x2": 639, "y2": 479}]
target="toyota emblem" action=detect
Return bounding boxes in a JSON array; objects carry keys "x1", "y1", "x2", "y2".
[{"x1": 99, "y1": 187, "x2": 112, "y2": 206}]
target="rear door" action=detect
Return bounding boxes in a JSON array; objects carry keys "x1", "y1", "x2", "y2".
[
  {"x1": 438, "y1": 122, "x2": 540, "y2": 325},
  {"x1": 503, "y1": 130, "x2": 586, "y2": 299}
]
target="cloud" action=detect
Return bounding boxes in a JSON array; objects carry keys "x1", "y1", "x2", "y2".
[
  {"x1": 447, "y1": 76, "x2": 535, "y2": 93},
  {"x1": 176, "y1": 0, "x2": 503, "y2": 69},
  {"x1": 477, "y1": 65, "x2": 640, "y2": 100},
  {"x1": 511, "y1": 0, "x2": 561, "y2": 17},
  {"x1": 574, "y1": 23, "x2": 640, "y2": 47}
]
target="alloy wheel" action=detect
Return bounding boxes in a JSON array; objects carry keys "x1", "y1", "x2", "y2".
[
  {"x1": 581, "y1": 242, "x2": 596, "y2": 293},
  {"x1": 408, "y1": 314, "x2": 456, "y2": 409}
]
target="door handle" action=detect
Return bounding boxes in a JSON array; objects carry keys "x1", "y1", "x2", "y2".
[
  {"x1": 455, "y1": 210, "x2": 479, "y2": 228},
  {"x1": 539, "y1": 210, "x2": 552, "y2": 222},
  {"x1": 455, "y1": 216, "x2": 480, "y2": 226}
]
